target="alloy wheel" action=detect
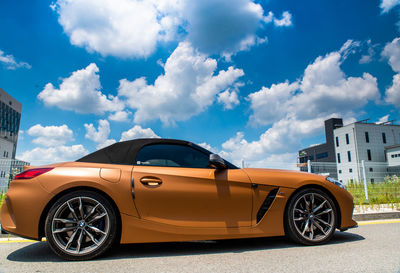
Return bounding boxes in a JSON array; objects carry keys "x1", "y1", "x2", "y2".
[
  {"x1": 292, "y1": 192, "x2": 335, "y2": 242},
  {"x1": 51, "y1": 196, "x2": 110, "y2": 255}
]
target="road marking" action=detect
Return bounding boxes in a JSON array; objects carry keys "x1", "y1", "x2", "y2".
[
  {"x1": 0, "y1": 238, "x2": 46, "y2": 243},
  {"x1": 358, "y1": 219, "x2": 400, "y2": 226}
]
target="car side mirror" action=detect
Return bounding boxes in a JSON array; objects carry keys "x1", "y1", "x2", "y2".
[{"x1": 209, "y1": 154, "x2": 227, "y2": 169}]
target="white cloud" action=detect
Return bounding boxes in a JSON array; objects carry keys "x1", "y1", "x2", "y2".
[
  {"x1": 249, "y1": 43, "x2": 379, "y2": 126},
  {"x1": 385, "y1": 73, "x2": 400, "y2": 106},
  {"x1": 118, "y1": 42, "x2": 244, "y2": 125},
  {"x1": 377, "y1": 114, "x2": 390, "y2": 123},
  {"x1": 27, "y1": 124, "x2": 74, "y2": 147},
  {"x1": 120, "y1": 125, "x2": 160, "y2": 141},
  {"x1": 53, "y1": 0, "x2": 291, "y2": 58},
  {"x1": 380, "y1": 0, "x2": 400, "y2": 13},
  {"x1": 18, "y1": 145, "x2": 88, "y2": 166},
  {"x1": 382, "y1": 38, "x2": 400, "y2": 107},
  {"x1": 38, "y1": 63, "x2": 124, "y2": 114},
  {"x1": 225, "y1": 40, "x2": 379, "y2": 167},
  {"x1": 0, "y1": 49, "x2": 31, "y2": 70},
  {"x1": 217, "y1": 89, "x2": 240, "y2": 109},
  {"x1": 220, "y1": 116, "x2": 332, "y2": 168},
  {"x1": 108, "y1": 110, "x2": 131, "y2": 122},
  {"x1": 84, "y1": 119, "x2": 116, "y2": 149},
  {"x1": 197, "y1": 142, "x2": 218, "y2": 153},
  {"x1": 382, "y1": 37, "x2": 400, "y2": 73},
  {"x1": 273, "y1": 11, "x2": 293, "y2": 27},
  {"x1": 249, "y1": 81, "x2": 299, "y2": 125},
  {"x1": 52, "y1": 0, "x2": 182, "y2": 58}
]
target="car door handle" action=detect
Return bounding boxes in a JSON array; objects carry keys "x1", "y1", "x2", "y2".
[{"x1": 140, "y1": 177, "x2": 162, "y2": 186}]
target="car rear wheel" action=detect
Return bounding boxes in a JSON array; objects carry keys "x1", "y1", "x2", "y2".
[
  {"x1": 45, "y1": 190, "x2": 118, "y2": 260},
  {"x1": 285, "y1": 188, "x2": 337, "y2": 245}
]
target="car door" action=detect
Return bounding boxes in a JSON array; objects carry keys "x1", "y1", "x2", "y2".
[{"x1": 132, "y1": 143, "x2": 252, "y2": 228}]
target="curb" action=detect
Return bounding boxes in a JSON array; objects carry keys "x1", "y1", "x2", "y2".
[{"x1": 353, "y1": 211, "x2": 400, "y2": 221}]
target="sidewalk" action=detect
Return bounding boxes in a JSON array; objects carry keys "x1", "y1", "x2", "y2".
[{"x1": 353, "y1": 204, "x2": 400, "y2": 221}]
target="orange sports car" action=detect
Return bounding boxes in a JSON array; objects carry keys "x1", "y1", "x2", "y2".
[{"x1": 1, "y1": 138, "x2": 357, "y2": 260}]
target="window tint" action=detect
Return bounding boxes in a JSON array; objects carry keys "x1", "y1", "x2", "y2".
[
  {"x1": 335, "y1": 136, "x2": 339, "y2": 147},
  {"x1": 345, "y1": 134, "x2": 350, "y2": 145},
  {"x1": 136, "y1": 144, "x2": 210, "y2": 168},
  {"x1": 382, "y1": 133, "x2": 386, "y2": 144},
  {"x1": 347, "y1": 151, "x2": 351, "y2": 162}
]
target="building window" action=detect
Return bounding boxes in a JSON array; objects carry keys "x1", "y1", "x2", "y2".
[
  {"x1": 392, "y1": 154, "x2": 395, "y2": 158},
  {"x1": 349, "y1": 168, "x2": 353, "y2": 173},
  {"x1": 365, "y1": 132, "x2": 369, "y2": 143},
  {"x1": 336, "y1": 136, "x2": 339, "y2": 147},
  {"x1": 316, "y1": 152, "x2": 328, "y2": 159},
  {"x1": 382, "y1": 133, "x2": 387, "y2": 144},
  {"x1": 339, "y1": 170, "x2": 342, "y2": 174},
  {"x1": 346, "y1": 134, "x2": 349, "y2": 145},
  {"x1": 369, "y1": 167, "x2": 373, "y2": 172},
  {"x1": 347, "y1": 151, "x2": 351, "y2": 162},
  {"x1": 371, "y1": 178, "x2": 374, "y2": 183},
  {"x1": 367, "y1": 149, "x2": 372, "y2": 161},
  {"x1": 337, "y1": 153, "x2": 341, "y2": 163}
]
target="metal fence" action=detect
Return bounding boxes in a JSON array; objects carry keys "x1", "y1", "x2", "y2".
[{"x1": 0, "y1": 159, "x2": 30, "y2": 192}]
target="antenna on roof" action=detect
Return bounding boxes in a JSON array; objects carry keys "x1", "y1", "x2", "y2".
[{"x1": 356, "y1": 118, "x2": 370, "y2": 123}]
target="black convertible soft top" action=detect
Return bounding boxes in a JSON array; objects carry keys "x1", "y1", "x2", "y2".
[{"x1": 76, "y1": 138, "x2": 213, "y2": 165}]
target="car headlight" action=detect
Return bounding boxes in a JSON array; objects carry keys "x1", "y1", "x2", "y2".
[{"x1": 326, "y1": 177, "x2": 346, "y2": 190}]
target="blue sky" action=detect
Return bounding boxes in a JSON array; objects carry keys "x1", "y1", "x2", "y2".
[{"x1": 1, "y1": 0, "x2": 400, "y2": 167}]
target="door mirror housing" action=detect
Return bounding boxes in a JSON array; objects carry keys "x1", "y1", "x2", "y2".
[{"x1": 209, "y1": 154, "x2": 227, "y2": 169}]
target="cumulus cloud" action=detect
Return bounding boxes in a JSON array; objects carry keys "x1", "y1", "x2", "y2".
[
  {"x1": 380, "y1": 0, "x2": 400, "y2": 13},
  {"x1": 382, "y1": 38, "x2": 400, "y2": 73},
  {"x1": 223, "y1": 40, "x2": 379, "y2": 167},
  {"x1": 120, "y1": 125, "x2": 160, "y2": 141},
  {"x1": 38, "y1": 63, "x2": 124, "y2": 114},
  {"x1": 108, "y1": 110, "x2": 131, "y2": 122},
  {"x1": 27, "y1": 124, "x2": 74, "y2": 147},
  {"x1": 19, "y1": 145, "x2": 88, "y2": 166},
  {"x1": 52, "y1": 0, "x2": 182, "y2": 58},
  {"x1": 52, "y1": 0, "x2": 292, "y2": 58},
  {"x1": 220, "y1": 116, "x2": 332, "y2": 168},
  {"x1": 0, "y1": 49, "x2": 31, "y2": 70},
  {"x1": 217, "y1": 89, "x2": 240, "y2": 109},
  {"x1": 385, "y1": 73, "x2": 400, "y2": 106},
  {"x1": 118, "y1": 42, "x2": 244, "y2": 125},
  {"x1": 84, "y1": 119, "x2": 116, "y2": 149},
  {"x1": 249, "y1": 41, "x2": 379, "y2": 126},
  {"x1": 382, "y1": 38, "x2": 400, "y2": 107}
]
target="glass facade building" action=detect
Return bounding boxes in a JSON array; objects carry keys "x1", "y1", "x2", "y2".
[{"x1": 0, "y1": 88, "x2": 22, "y2": 159}]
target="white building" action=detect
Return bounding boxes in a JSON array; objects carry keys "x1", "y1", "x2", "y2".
[{"x1": 334, "y1": 121, "x2": 400, "y2": 183}]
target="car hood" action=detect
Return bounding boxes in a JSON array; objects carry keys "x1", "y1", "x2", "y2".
[{"x1": 242, "y1": 168, "x2": 326, "y2": 189}]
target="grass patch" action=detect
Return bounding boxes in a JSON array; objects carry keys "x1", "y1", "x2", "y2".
[
  {"x1": 0, "y1": 191, "x2": 5, "y2": 208},
  {"x1": 347, "y1": 175, "x2": 400, "y2": 207}
]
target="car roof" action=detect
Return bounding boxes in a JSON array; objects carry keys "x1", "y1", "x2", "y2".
[{"x1": 76, "y1": 138, "x2": 210, "y2": 165}]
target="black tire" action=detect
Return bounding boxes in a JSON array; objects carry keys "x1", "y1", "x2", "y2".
[
  {"x1": 45, "y1": 190, "x2": 118, "y2": 260},
  {"x1": 285, "y1": 188, "x2": 337, "y2": 245}
]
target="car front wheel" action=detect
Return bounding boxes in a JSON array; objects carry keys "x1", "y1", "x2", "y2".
[
  {"x1": 45, "y1": 190, "x2": 118, "y2": 260},
  {"x1": 285, "y1": 188, "x2": 337, "y2": 245}
]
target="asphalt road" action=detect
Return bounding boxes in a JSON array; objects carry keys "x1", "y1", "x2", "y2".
[{"x1": 0, "y1": 220, "x2": 399, "y2": 273}]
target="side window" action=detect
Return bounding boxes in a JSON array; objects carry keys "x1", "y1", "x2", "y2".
[{"x1": 136, "y1": 144, "x2": 210, "y2": 168}]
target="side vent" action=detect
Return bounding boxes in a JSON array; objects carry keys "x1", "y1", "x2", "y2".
[{"x1": 256, "y1": 187, "x2": 279, "y2": 223}]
